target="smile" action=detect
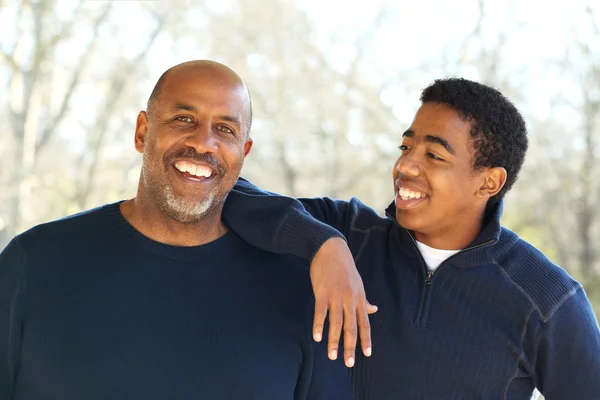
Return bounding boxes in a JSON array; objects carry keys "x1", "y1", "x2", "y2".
[
  {"x1": 173, "y1": 160, "x2": 217, "y2": 184},
  {"x1": 398, "y1": 186, "x2": 427, "y2": 201},
  {"x1": 173, "y1": 161, "x2": 215, "y2": 182},
  {"x1": 395, "y1": 186, "x2": 428, "y2": 209}
]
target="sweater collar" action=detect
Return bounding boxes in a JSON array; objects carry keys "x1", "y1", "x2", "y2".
[{"x1": 385, "y1": 199, "x2": 510, "y2": 268}]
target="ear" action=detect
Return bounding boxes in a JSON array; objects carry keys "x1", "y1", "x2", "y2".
[
  {"x1": 242, "y1": 137, "x2": 253, "y2": 157},
  {"x1": 134, "y1": 111, "x2": 149, "y2": 153},
  {"x1": 476, "y1": 167, "x2": 507, "y2": 199}
]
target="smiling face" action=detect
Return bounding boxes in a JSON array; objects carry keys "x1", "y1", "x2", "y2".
[
  {"x1": 135, "y1": 61, "x2": 253, "y2": 224},
  {"x1": 392, "y1": 102, "x2": 505, "y2": 249}
]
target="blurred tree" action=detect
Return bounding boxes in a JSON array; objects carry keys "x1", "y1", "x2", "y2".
[
  {"x1": 0, "y1": 0, "x2": 598, "y2": 322},
  {"x1": 2, "y1": 0, "x2": 111, "y2": 246},
  {"x1": 0, "y1": 0, "x2": 165, "y2": 248}
]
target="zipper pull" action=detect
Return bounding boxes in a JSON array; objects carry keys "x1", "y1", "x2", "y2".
[{"x1": 425, "y1": 271, "x2": 433, "y2": 284}]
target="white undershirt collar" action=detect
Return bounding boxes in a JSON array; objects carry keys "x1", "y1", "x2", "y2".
[{"x1": 415, "y1": 240, "x2": 461, "y2": 272}]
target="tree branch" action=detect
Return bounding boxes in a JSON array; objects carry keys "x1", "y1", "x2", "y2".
[
  {"x1": 35, "y1": 2, "x2": 113, "y2": 153},
  {"x1": 74, "y1": 13, "x2": 166, "y2": 208}
]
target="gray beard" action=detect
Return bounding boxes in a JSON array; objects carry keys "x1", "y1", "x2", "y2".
[{"x1": 141, "y1": 162, "x2": 221, "y2": 224}]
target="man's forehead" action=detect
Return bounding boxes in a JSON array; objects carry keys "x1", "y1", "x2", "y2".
[
  {"x1": 410, "y1": 104, "x2": 471, "y2": 136},
  {"x1": 157, "y1": 77, "x2": 249, "y2": 110}
]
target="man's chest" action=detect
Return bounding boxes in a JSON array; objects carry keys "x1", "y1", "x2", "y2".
[
  {"x1": 15, "y1": 267, "x2": 307, "y2": 400},
  {"x1": 357, "y1": 261, "x2": 537, "y2": 398}
]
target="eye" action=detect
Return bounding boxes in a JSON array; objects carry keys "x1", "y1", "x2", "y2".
[
  {"x1": 216, "y1": 125, "x2": 235, "y2": 135},
  {"x1": 174, "y1": 116, "x2": 193, "y2": 123},
  {"x1": 398, "y1": 144, "x2": 410, "y2": 152},
  {"x1": 427, "y1": 152, "x2": 444, "y2": 161}
]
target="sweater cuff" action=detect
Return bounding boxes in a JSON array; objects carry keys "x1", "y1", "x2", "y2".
[{"x1": 279, "y1": 211, "x2": 346, "y2": 262}]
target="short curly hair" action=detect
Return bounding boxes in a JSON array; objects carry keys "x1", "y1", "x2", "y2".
[{"x1": 420, "y1": 78, "x2": 528, "y2": 203}]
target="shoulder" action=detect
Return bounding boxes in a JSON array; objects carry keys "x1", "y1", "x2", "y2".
[
  {"x1": 344, "y1": 197, "x2": 392, "y2": 231},
  {"x1": 15, "y1": 202, "x2": 121, "y2": 251},
  {"x1": 495, "y1": 228, "x2": 581, "y2": 320}
]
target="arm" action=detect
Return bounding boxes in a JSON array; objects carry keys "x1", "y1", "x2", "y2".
[
  {"x1": 223, "y1": 178, "x2": 377, "y2": 367},
  {"x1": 223, "y1": 177, "x2": 355, "y2": 261},
  {"x1": 534, "y1": 287, "x2": 600, "y2": 398},
  {"x1": 0, "y1": 240, "x2": 27, "y2": 399}
]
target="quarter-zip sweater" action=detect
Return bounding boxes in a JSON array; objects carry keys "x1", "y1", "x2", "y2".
[
  {"x1": 223, "y1": 178, "x2": 600, "y2": 400},
  {"x1": 0, "y1": 202, "x2": 352, "y2": 400}
]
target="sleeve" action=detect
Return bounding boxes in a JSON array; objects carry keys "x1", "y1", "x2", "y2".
[
  {"x1": 533, "y1": 286, "x2": 600, "y2": 399},
  {"x1": 222, "y1": 177, "x2": 355, "y2": 262},
  {"x1": 0, "y1": 239, "x2": 27, "y2": 399}
]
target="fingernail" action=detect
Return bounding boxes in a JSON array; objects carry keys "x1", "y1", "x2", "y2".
[
  {"x1": 314, "y1": 332, "x2": 322, "y2": 342},
  {"x1": 347, "y1": 357, "x2": 355, "y2": 367},
  {"x1": 365, "y1": 347, "x2": 372, "y2": 357},
  {"x1": 330, "y1": 349, "x2": 337, "y2": 360}
]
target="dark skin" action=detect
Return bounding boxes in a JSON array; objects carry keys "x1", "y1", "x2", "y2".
[
  {"x1": 392, "y1": 102, "x2": 506, "y2": 249},
  {"x1": 120, "y1": 60, "x2": 376, "y2": 368},
  {"x1": 309, "y1": 101, "x2": 507, "y2": 365},
  {"x1": 121, "y1": 60, "x2": 253, "y2": 246}
]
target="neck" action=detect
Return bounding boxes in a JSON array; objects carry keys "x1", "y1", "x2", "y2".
[
  {"x1": 120, "y1": 197, "x2": 227, "y2": 247},
  {"x1": 412, "y1": 210, "x2": 485, "y2": 251}
]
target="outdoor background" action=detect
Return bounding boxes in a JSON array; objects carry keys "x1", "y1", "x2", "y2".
[{"x1": 1, "y1": 0, "x2": 599, "y2": 364}]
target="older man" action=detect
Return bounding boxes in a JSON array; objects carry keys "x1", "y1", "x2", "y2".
[{"x1": 0, "y1": 60, "x2": 351, "y2": 399}]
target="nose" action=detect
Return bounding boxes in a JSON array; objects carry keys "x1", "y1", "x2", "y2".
[
  {"x1": 395, "y1": 151, "x2": 420, "y2": 177},
  {"x1": 183, "y1": 122, "x2": 218, "y2": 153}
]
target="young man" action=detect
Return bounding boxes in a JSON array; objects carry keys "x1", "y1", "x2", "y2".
[
  {"x1": 223, "y1": 78, "x2": 600, "y2": 399},
  {"x1": 0, "y1": 60, "x2": 352, "y2": 399}
]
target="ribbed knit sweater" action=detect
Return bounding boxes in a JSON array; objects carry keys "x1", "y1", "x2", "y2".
[
  {"x1": 0, "y1": 202, "x2": 352, "y2": 400},
  {"x1": 223, "y1": 178, "x2": 600, "y2": 400}
]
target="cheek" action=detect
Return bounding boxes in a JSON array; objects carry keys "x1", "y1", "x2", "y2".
[
  {"x1": 220, "y1": 145, "x2": 245, "y2": 169},
  {"x1": 392, "y1": 159, "x2": 401, "y2": 177}
]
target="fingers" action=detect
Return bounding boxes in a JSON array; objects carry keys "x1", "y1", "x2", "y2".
[
  {"x1": 316, "y1": 297, "x2": 377, "y2": 366},
  {"x1": 343, "y1": 305, "x2": 358, "y2": 368},
  {"x1": 367, "y1": 301, "x2": 378, "y2": 315},
  {"x1": 357, "y1": 301, "x2": 372, "y2": 358},
  {"x1": 313, "y1": 296, "x2": 328, "y2": 342},
  {"x1": 327, "y1": 303, "x2": 343, "y2": 362}
]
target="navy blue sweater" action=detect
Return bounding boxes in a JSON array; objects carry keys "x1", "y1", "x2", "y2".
[
  {"x1": 223, "y1": 178, "x2": 600, "y2": 400},
  {"x1": 0, "y1": 202, "x2": 352, "y2": 400}
]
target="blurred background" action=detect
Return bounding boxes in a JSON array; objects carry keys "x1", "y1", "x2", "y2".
[{"x1": 1, "y1": 0, "x2": 599, "y2": 335}]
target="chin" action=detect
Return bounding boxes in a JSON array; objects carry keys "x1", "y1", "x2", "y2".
[{"x1": 394, "y1": 211, "x2": 424, "y2": 232}]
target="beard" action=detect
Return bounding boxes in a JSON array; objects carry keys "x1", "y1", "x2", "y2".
[{"x1": 141, "y1": 149, "x2": 228, "y2": 224}]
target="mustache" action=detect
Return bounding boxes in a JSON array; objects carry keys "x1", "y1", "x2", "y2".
[{"x1": 164, "y1": 148, "x2": 224, "y2": 175}]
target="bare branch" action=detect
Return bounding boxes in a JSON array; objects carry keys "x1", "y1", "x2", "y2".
[
  {"x1": 586, "y1": 6, "x2": 600, "y2": 35},
  {"x1": 73, "y1": 13, "x2": 166, "y2": 208},
  {"x1": 1, "y1": 50, "x2": 19, "y2": 71},
  {"x1": 35, "y1": 2, "x2": 114, "y2": 153},
  {"x1": 45, "y1": 0, "x2": 87, "y2": 49}
]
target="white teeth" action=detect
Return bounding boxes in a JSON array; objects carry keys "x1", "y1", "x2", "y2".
[
  {"x1": 398, "y1": 186, "x2": 426, "y2": 201},
  {"x1": 175, "y1": 161, "x2": 213, "y2": 178},
  {"x1": 175, "y1": 162, "x2": 188, "y2": 173}
]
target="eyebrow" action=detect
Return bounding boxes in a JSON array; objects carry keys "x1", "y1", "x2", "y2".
[
  {"x1": 172, "y1": 103, "x2": 197, "y2": 112},
  {"x1": 172, "y1": 103, "x2": 242, "y2": 127},
  {"x1": 402, "y1": 129, "x2": 456, "y2": 155},
  {"x1": 219, "y1": 115, "x2": 242, "y2": 127}
]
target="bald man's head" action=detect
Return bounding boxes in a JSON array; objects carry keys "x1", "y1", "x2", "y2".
[{"x1": 146, "y1": 60, "x2": 253, "y2": 136}]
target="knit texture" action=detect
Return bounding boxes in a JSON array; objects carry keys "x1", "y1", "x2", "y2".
[
  {"x1": 223, "y1": 178, "x2": 600, "y2": 400},
  {"x1": 0, "y1": 202, "x2": 352, "y2": 400}
]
